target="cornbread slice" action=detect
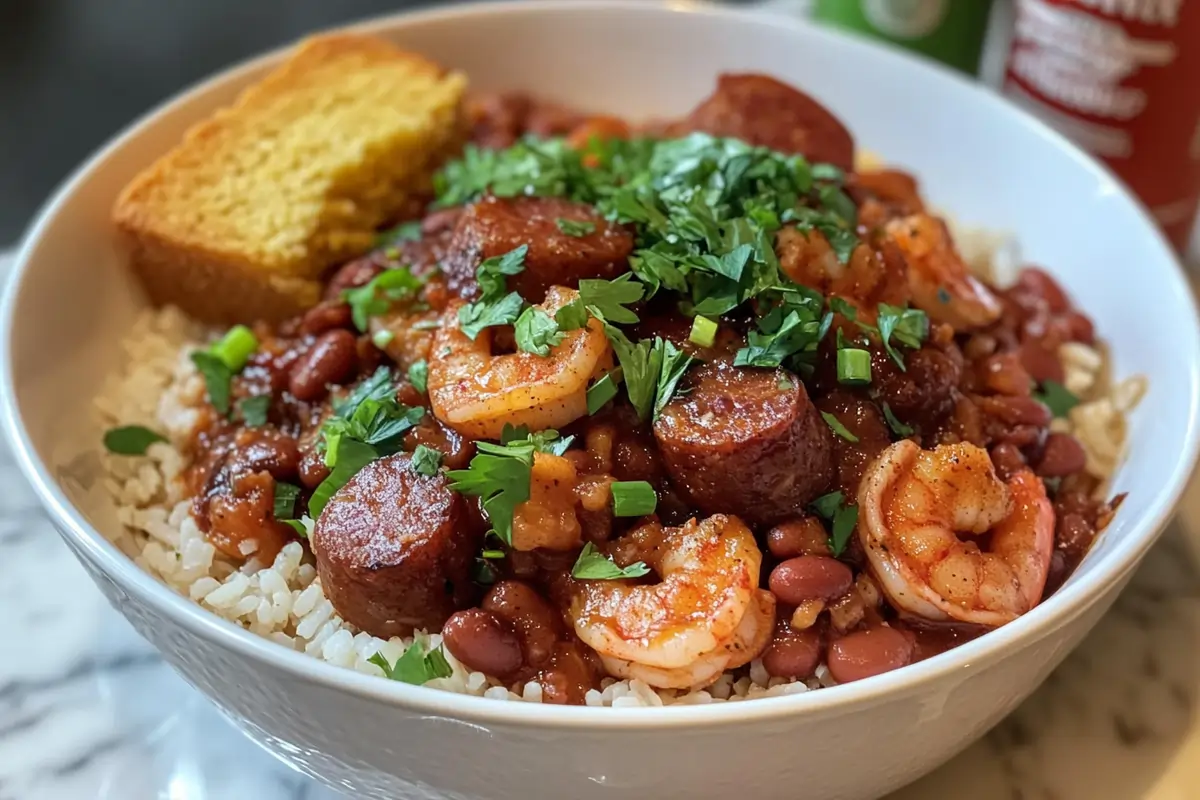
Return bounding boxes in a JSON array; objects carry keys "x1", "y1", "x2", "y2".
[{"x1": 113, "y1": 34, "x2": 467, "y2": 323}]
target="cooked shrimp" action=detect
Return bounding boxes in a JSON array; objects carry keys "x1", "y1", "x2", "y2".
[
  {"x1": 427, "y1": 286, "x2": 612, "y2": 439},
  {"x1": 569, "y1": 515, "x2": 764, "y2": 685},
  {"x1": 775, "y1": 227, "x2": 908, "y2": 317},
  {"x1": 597, "y1": 589, "x2": 776, "y2": 690},
  {"x1": 511, "y1": 452, "x2": 582, "y2": 551},
  {"x1": 885, "y1": 213, "x2": 1002, "y2": 330},
  {"x1": 858, "y1": 440, "x2": 1054, "y2": 627},
  {"x1": 369, "y1": 307, "x2": 438, "y2": 370}
]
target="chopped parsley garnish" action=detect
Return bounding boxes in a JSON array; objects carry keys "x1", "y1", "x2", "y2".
[
  {"x1": 374, "y1": 220, "x2": 422, "y2": 249},
  {"x1": 734, "y1": 286, "x2": 828, "y2": 372},
  {"x1": 407, "y1": 360, "x2": 428, "y2": 394},
  {"x1": 446, "y1": 440, "x2": 535, "y2": 546},
  {"x1": 876, "y1": 304, "x2": 929, "y2": 370},
  {"x1": 556, "y1": 218, "x2": 596, "y2": 237},
  {"x1": 881, "y1": 402, "x2": 914, "y2": 436},
  {"x1": 577, "y1": 274, "x2": 645, "y2": 326},
  {"x1": 610, "y1": 480, "x2": 657, "y2": 517},
  {"x1": 281, "y1": 515, "x2": 314, "y2": 538},
  {"x1": 586, "y1": 371, "x2": 621, "y2": 415},
  {"x1": 458, "y1": 246, "x2": 529, "y2": 340},
  {"x1": 102, "y1": 425, "x2": 166, "y2": 456},
  {"x1": 410, "y1": 444, "x2": 443, "y2": 477},
  {"x1": 372, "y1": 329, "x2": 395, "y2": 349},
  {"x1": 238, "y1": 395, "x2": 271, "y2": 427},
  {"x1": 1034, "y1": 380, "x2": 1080, "y2": 419},
  {"x1": 810, "y1": 490, "x2": 859, "y2": 557},
  {"x1": 514, "y1": 306, "x2": 565, "y2": 356},
  {"x1": 821, "y1": 411, "x2": 860, "y2": 443},
  {"x1": 343, "y1": 267, "x2": 425, "y2": 332},
  {"x1": 190, "y1": 351, "x2": 234, "y2": 416},
  {"x1": 332, "y1": 366, "x2": 394, "y2": 418},
  {"x1": 571, "y1": 542, "x2": 652, "y2": 580},
  {"x1": 308, "y1": 437, "x2": 378, "y2": 519},
  {"x1": 653, "y1": 340, "x2": 696, "y2": 419},
  {"x1": 500, "y1": 424, "x2": 574, "y2": 456},
  {"x1": 273, "y1": 482, "x2": 300, "y2": 520},
  {"x1": 368, "y1": 641, "x2": 453, "y2": 685}
]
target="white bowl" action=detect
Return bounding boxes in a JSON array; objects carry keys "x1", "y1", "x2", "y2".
[{"x1": 4, "y1": 2, "x2": 1199, "y2": 798}]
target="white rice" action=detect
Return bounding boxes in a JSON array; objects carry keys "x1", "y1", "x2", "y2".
[{"x1": 95, "y1": 242, "x2": 1145, "y2": 705}]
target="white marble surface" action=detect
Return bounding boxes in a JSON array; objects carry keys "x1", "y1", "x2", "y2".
[{"x1": 3, "y1": 249, "x2": 1200, "y2": 800}]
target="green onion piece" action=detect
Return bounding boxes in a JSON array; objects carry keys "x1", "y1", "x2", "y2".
[
  {"x1": 611, "y1": 480, "x2": 657, "y2": 517},
  {"x1": 372, "y1": 329, "x2": 395, "y2": 349},
  {"x1": 587, "y1": 372, "x2": 620, "y2": 415},
  {"x1": 481, "y1": 549, "x2": 506, "y2": 559},
  {"x1": 209, "y1": 325, "x2": 258, "y2": 371},
  {"x1": 689, "y1": 316, "x2": 718, "y2": 348},
  {"x1": 103, "y1": 425, "x2": 166, "y2": 456},
  {"x1": 836, "y1": 347, "x2": 872, "y2": 386},
  {"x1": 881, "y1": 402, "x2": 914, "y2": 437},
  {"x1": 821, "y1": 411, "x2": 860, "y2": 443}
]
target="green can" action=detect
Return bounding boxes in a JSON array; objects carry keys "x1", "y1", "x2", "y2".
[{"x1": 812, "y1": 0, "x2": 995, "y2": 76}]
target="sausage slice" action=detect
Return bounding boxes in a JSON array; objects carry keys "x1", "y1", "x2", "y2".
[
  {"x1": 311, "y1": 452, "x2": 482, "y2": 638},
  {"x1": 653, "y1": 361, "x2": 835, "y2": 526},
  {"x1": 676, "y1": 74, "x2": 855, "y2": 170},
  {"x1": 441, "y1": 195, "x2": 633, "y2": 302}
]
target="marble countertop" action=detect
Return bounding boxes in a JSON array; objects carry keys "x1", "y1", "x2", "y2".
[{"x1": 2, "y1": 242, "x2": 1200, "y2": 800}]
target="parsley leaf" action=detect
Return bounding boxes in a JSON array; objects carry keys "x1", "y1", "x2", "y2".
[
  {"x1": 500, "y1": 424, "x2": 574, "y2": 456},
  {"x1": 308, "y1": 438, "x2": 379, "y2": 519},
  {"x1": 556, "y1": 218, "x2": 596, "y2": 237},
  {"x1": 190, "y1": 351, "x2": 234, "y2": 416},
  {"x1": 343, "y1": 267, "x2": 425, "y2": 332},
  {"x1": 1034, "y1": 380, "x2": 1080, "y2": 418},
  {"x1": 103, "y1": 425, "x2": 166, "y2": 456},
  {"x1": 238, "y1": 395, "x2": 271, "y2": 427},
  {"x1": 876, "y1": 304, "x2": 929, "y2": 370},
  {"x1": 332, "y1": 367, "x2": 395, "y2": 420},
  {"x1": 571, "y1": 542, "x2": 652, "y2": 580},
  {"x1": 410, "y1": 444, "x2": 443, "y2": 477},
  {"x1": 821, "y1": 411, "x2": 860, "y2": 443},
  {"x1": 602, "y1": 325, "x2": 662, "y2": 422},
  {"x1": 407, "y1": 360, "x2": 428, "y2": 394},
  {"x1": 446, "y1": 441, "x2": 535, "y2": 545},
  {"x1": 587, "y1": 371, "x2": 621, "y2": 415},
  {"x1": 458, "y1": 246, "x2": 530, "y2": 340},
  {"x1": 653, "y1": 339, "x2": 696, "y2": 419},
  {"x1": 881, "y1": 402, "x2": 914, "y2": 436},
  {"x1": 368, "y1": 641, "x2": 453, "y2": 685},
  {"x1": 578, "y1": 274, "x2": 645, "y2": 325},
  {"x1": 810, "y1": 490, "x2": 859, "y2": 557},
  {"x1": 273, "y1": 482, "x2": 300, "y2": 520},
  {"x1": 374, "y1": 220, "x2": 422, "y2": 249},
  {"x1": 514, "y1": 306, "x2": 565, "y2": 356},
  {"x1": 810, "y1": 491, "x2": 845, "y2": 520},
  {"x1": 554, "y1": 298, "x2": 590, "y2": 331}
]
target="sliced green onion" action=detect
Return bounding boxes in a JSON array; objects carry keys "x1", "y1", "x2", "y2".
[
  {"x1": 689, "y1": 316, "x2": 718, "y2": 348},
  {"x1": 372, "y1": 329, "x2": 395, "y2": 349},
  {"x1": 481, "y1": 549, "x2": 506, "y2": 559},
  {"x1": 209, "y1": 325, "x2": 258, "y2": 371},
  {"x1": 587, "y1": 372, "x2": 620, "y2": 415},
  {"x1": 821, "y1": 411, "x2": 860, "y2": 443},
  {"x1": 611, "y1": 480, "x2": 657, "y2": 517},
  {"x1": 836, "y1": 347, "x2": 872, "y2": 386}
]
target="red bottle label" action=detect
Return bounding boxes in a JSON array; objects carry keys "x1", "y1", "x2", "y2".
[{"x1": 1004, "y1": 0, "x2": 1200, "y2": 251}]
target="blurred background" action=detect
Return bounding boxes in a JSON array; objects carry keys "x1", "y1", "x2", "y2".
[{"x1": 1, "y1": 0, "x2": 1196, "y2": 251}]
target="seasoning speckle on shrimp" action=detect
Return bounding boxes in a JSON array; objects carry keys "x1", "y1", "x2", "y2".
[{"x1": 101, "y1": 45, "x2": 1139, "y2": 706}]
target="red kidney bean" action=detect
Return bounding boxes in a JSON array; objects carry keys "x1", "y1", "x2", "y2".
[
  {"x1": 299, "y1": 301, "x2": 354, "y2": 336},
  {"x1": 827, "y1": 626, "x2": 914, "y2": 684},
  {"x1": 298, "y1": 447, "x2": 330, "y2": 489},
  {"x1": 1056, "y1": 512, "x2": 1095, "y2": 556},
  {"x1": 976, "y1": 394, "x2": 1052, "y2": 428},
  {"x1": 1037, "y1": 433, "x2": 1088, "y2": 478},
  {"x1": 238, "y1": 434, "x2": 301, "y2": 481},
  {"x1": 482, "y1": 581, "x2": 562, "y2": 668},
  {"x1": 979, "y1": 353, "x2": 1034, "y2": 396},
  {"x1": 769, "y1": 556, "x2": 854, "y2": 605},
  {"x1": 766, "y1": 517, "x2": 831, "y2": 559},
  {"x1": 1018, "y1": 339, "x2": 1065, "y2": 384},
  {"x1": 1016, "y1": 268, "x2": 1069, "y2": 313},
  {"x1": 324, "y1": 258, "x2": 384, "y2": 301},
  {"x1": 962, "y1": 333, "x2": 997, "y2": 361},
  {"x1": 762, "y1": 626, "x2": 823, "y2": 680},
  {"x1": 288, "y1": 330, "x2": 358, "y2": 402},
  {"x1": 989, "y1": 443, "x2": 1027, "y2": 481},
  {"x1": 1056, "y1": 311, "x2": 1095, "y2": 345},
  {"x1": 998, "y1": 425, "x2": 1044, "y2": 450},
  {"x1": 441, "y1": 609, "x2": 524, "y2": 677}
]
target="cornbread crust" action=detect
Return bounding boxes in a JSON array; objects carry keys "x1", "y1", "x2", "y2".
[{"x1": 113, "y1": 34, "x2": 467, "y2": 323}]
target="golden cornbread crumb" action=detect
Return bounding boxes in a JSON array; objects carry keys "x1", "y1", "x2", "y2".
[{"x1": 113, "y1": 33, "x2": 467, "y2": 323}]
